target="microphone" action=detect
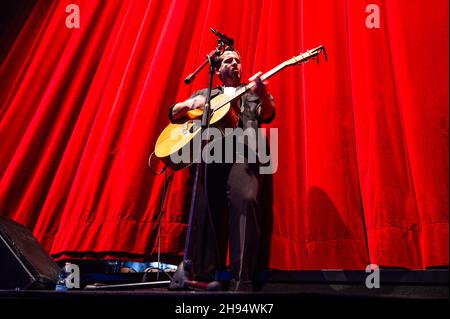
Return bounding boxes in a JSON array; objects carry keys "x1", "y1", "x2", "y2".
[{"x1": 210, "y1": 27, "x2": 234, "y2": 46}]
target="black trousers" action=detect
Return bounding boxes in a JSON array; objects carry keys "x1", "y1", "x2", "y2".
[{"x1": 191, "y1": 161, "x2": 262, "y2": 283}]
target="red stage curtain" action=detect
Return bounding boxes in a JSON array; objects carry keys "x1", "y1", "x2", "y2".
[{"x1": 0, "y1": 0, "x2": 448, "y2": 269}]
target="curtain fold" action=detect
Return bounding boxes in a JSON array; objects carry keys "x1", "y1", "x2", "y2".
[{"x1": 0, "y1": 0, "x2": 448, "y2": 269}]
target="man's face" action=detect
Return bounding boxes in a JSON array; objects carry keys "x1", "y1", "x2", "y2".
[{"x1": 216, "y1": 51, "x2": 242, "y2": 85}]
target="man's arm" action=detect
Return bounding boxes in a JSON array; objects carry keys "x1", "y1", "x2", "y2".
[
  {"x1": 249, "y1": 73, "x2": 276, "y2": 122},
  {"x1": 170, "y1": 95, "x2": 206, "y2": 121},
  {"x1": 258, "y1": 92, "x2": 276, "y2": 122}
]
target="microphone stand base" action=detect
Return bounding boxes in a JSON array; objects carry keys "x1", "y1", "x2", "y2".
[{"x1": 169, "y1": 260, "x2": 223, "y2": 291}]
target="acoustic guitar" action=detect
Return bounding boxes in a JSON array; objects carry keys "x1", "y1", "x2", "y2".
[{"x1": 154, "y1": 45, "x2": 326, "y2": 170}]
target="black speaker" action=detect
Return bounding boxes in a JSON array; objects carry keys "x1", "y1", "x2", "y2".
[{"x1": 0, "y1": 215, "x2": 60, "y2": 289}]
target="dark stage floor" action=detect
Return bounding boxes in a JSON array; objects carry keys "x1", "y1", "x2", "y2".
[{"x1": 0, "y1": 269, "x2": 448, "y2": 317}]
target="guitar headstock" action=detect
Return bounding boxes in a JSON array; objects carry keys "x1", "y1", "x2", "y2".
[{"x1": 285, "y1": 45, "x2": 327, "y2": 67}]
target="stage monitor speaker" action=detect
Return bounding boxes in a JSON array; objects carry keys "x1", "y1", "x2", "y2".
[{"x1": 0, "y1": 215, "x2": 60, "y2": 290}]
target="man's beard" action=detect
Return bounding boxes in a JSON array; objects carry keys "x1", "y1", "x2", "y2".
[{"x1": 229, "y1": 69, "x2": 241, "y2": 81}]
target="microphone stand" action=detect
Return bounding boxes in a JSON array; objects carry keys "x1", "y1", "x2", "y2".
[{"x1": 169, "y1": 40, "x2": 226, "y2": 291}]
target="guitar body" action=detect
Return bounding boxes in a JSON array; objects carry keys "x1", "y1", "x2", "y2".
[
  {"x1": 188, "y1": 93, "x2": 241, "y2": 129},
  {"x1": 154, "y1": 120, "x2": 201, "y2": 170},
  {"x1": 154, "y1": 93, "x2": 240, "y2": 170}
]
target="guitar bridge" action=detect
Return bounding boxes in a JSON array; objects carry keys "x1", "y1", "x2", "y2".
[{"x1": 183, "y1": 120, "x2": 200, "y2": 135}]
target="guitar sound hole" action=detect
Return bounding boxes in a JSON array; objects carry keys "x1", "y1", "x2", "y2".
[{"x1": 189, "y1": 125, "x2": 198, "y2": 133}]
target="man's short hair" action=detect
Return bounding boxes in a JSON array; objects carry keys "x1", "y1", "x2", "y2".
[{"x1": 213, "y1": 46, "x2": 240, "y2": 70}]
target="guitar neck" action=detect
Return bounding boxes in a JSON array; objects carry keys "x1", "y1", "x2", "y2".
[
  {"x1": 259, "y1": 61, "x2": 288, "y2": 83},
  {"x1": 218, "y1": 61, "x2": 288, "y2": 108},
  {"x1": 216, "y1": 47, "x2": 322, "y2": 109}
]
